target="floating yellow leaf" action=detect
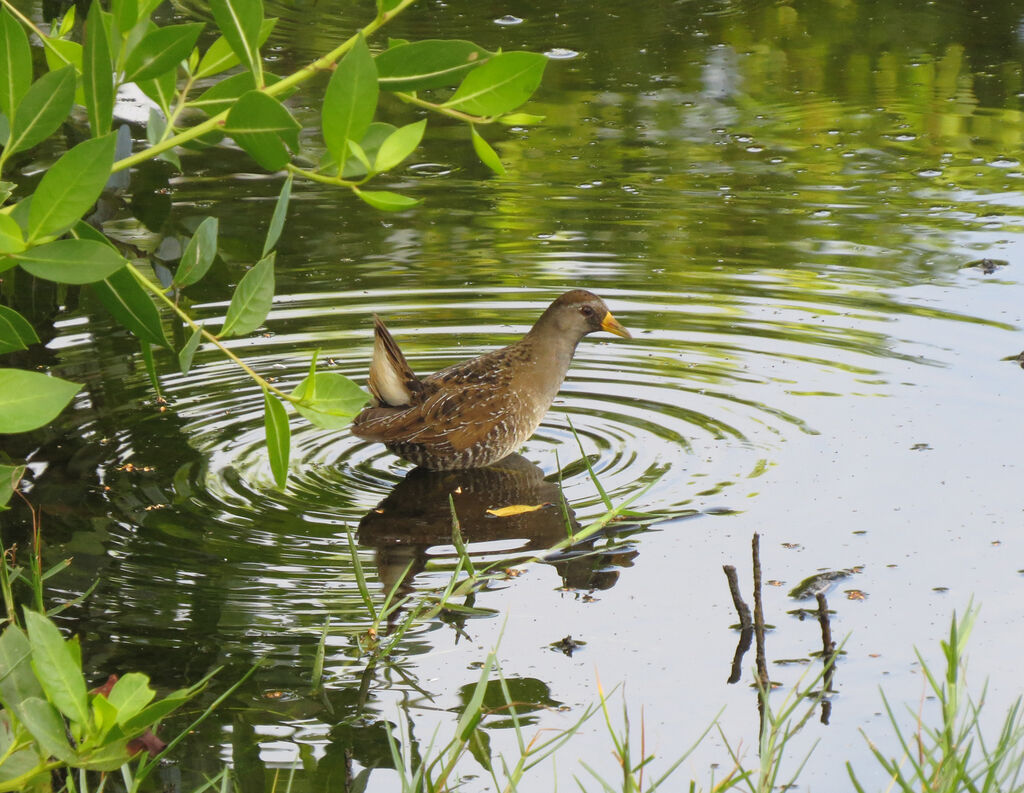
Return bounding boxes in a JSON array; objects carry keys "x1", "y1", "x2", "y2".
[{"x1": 485, "y1": 503, "x2": 549, "y2": 517}]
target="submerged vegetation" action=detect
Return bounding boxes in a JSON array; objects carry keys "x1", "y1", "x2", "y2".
[{"x1": 4, "y1": 488, "x2": 1021, "y2": 793}]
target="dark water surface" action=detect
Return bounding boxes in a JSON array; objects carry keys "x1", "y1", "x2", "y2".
[{"x1": 5, "y1": 0, "x2": 1024, "y2": 789}]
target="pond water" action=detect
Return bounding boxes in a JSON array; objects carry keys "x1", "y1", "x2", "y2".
[{"x1": 4, "y1": 0, "x2": 1024, "y2": 789}]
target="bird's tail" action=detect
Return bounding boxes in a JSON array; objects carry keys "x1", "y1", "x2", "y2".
[{"x1": 368, "y1": 316, "x2": 419, "y2": 406}]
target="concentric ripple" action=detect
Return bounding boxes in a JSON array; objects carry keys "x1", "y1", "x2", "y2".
[{"x1": 122, "y1": 282, "x2": 927, "y2": 541}]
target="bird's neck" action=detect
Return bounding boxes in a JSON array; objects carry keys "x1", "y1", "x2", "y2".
[{"x1": 515, "y1": 322, "x2": 582, "y2": 399}]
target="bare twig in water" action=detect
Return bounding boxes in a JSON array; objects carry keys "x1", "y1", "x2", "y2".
[
  {"x1": 752, "y1": 533, "x2": 769, "y2": 688},
  {"x1": 816, "y1": 591, "x2": 836, "y2": 724},
  {"x1": 723, "y1": 564, "x2": 753, "y2": 630}
]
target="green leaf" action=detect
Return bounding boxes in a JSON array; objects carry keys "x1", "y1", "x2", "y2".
[
  {"x1": 0, "y1": 369, "x2": 81, "y2": 433},
  {"x1": 137, "y1": 68, "x2": 176, "y2": 115},
  {"x1": 174, "y1": 215, "x2": 219, "y2": 287},
  {"x1": 322, "y1": 122, "x2": 394, "y2": 179},
  {"x1": 445, "y1": 51, "x2": 547, "y2": 117},
  {"x1": 190, "y1": 70, "x2": 284, "y2": 116},
  {"x1": 374, "y1": 119, "x2": 426, "y2": 173},
  {"x1": 263, "y1": 387, "x2": 289, "y2": 489},
  {"x1": 0, "y1": 462, "x2": 24, "y2": 509},
  {"x1": 354, "y1": 188, "x2": 421, "y2": 212},
  {"x1": 0, "y1": 623, "x2": 44, "y2": 708},
  {"x1": 322, "y1": 34, "x2": 378, "y2": 169},
  {"x1": 178, "y1": 326, "x2": 202, "y2": 373},
  {"x1": 18, "y1": 697, "x2": 76, "y2": 762},
  {"x1": 0, "y1": 8, "x2": 33, "y2": 118},
  {"x1": 23, "y1": 609, "x2": 89, "y2": 726},
  {"x1": 41, "y1": 37, "x2": 82, "y2": 83},
  {"x1": 0, "y1": 214, "x2": 25, "y2": 254},
  {"x1": 195, "y1": 17, "x2": 276, "y2": 79},
  {"x1": 146, "y1": 107, "x2": 181, "y2": 168},
  {"x1": 496, "y1": 112, "x2": 545, "y2": 126},
  {"x1": 124, "y1": 22, "x2": 203, "y2": 82},
  {"x1": 224, "y1": 90, "x2": 300, "y2": 170},
  {"x1": 263, "y1": 173, "x2": 292, "y2": 257},
  {"x1": 470, "y1": 125, "x2": 506, "y2": 176},
  {"x1": 220, "y1": 252, "x2": 274, "y2": 337},
  {"x1": 376, "y1": 39, "x2": 492, "y2": 92},
  {"x1": 4, "y1": 66, "x2": 76, "y2": 157},
  {"x1": 27, "y1": 133, "x2": 117, "y2": 242},
  {"x1": 91, "y1": 266, "x2": 169, "y2": 347},
  {"x1": 140, "y1": 338, "x2": 160, "y2": 395},
  {"x1": 0, "y1": 304, "x2": 39, "y2": 353},
  {"x1": 16, "y1": 239, "x2": 127, "y2": 284},
  {"x1": 56, "y1": 6, "x2": 75, "y2": 37},
  {"x1": 209, "y1": 0, "x2": 264, "y2": 85},
  {"x1": 112, "y1": 0, "x2": 138, "y2": 32},
  {"x1": 106, "y1": 672, "x2": 156, "y2": 725},
  {"x1": 83, "y1": 0, "x2": 113, "y2": 135},
  {"x1": 291, "y1": 372, "x2": 367, "y2": 429}
]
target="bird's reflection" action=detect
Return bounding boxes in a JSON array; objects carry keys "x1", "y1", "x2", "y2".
[{"x1": 358, "y1": 454, "x2": 635, "y2": 598}]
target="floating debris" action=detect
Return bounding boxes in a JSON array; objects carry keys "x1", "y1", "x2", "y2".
[
  {"x1": 788, "y1": 568, "x2": 859, "y2": 600},
  {"x1": 964, "y1": 258, "x2": 1008, "y2": 274}
]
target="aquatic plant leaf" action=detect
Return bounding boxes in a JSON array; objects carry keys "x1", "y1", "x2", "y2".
[
  {"x1": 291, "y1": 372, "x2": 367, "y2": 429},
  {"x1": 470, "y1": 125, "x2": 505, "y2": 176},
  {"x1": 41, "y1": 38, "x2": 82, "y2": 90},
  {"x1": 0, "y1": 8, "x2": 33, "y2": 118},
  {"x1": 445, "y1": 51, "x2": 546, "y2": 117},
  {"x1": 16, "y1": 239, "x2": 126, "y2": 284},
  {"x1": 220, "y1": 252, "x2": 274, "y2": 337},
  {"x1": 0, "y1": 369, "x2": 81, "y2": 433},
  {"x1": 83, "y1": 1, "x2": 113, "y2": 135},
  {"x1": 354, "y1": 189, "x2": 421, "y2": 211},
  {"x1": 263, "y1": 387, "x2": 290, "y2": 489},
  {"x1": 0, "y1": 463, "x2": 24, "y2": 510},
  {"x1": 111, "y1": 0, "x2": 138, "y2": 32},
  {"x1": 178, "y1": 327, "x2": 203, "y2": 373},
  {"x1": 224, "y1": 90, "x2": 300, "y2": 170},
  {"x1": 374, "y1": 119, "x2": 426, "y2": 173},
  {"x1": 485, "y1": 503, "x2": 547, "y2": 517},
  {"x1": 195, "y1": 17, "x2": 275, "y2": 79},
  {"x1": 24, "y1": 609, "x2": 89, "y2": 726},
  {"x1": 18, "y1": 697, "x2": 76, "y2": 762},
  {"x1": 376, "y1": 39, "x2": 491, "y2": 91},
  {"x1": 106, "y1": 673, "x2": 156, "y2": 725},
  {"x1": 5, "y1": 66, "x2": 76, "y2": 156},
  {"x1": 263, "y1": 172, "x2": 292, "y2": 256},
  {"x1": 190, "y1": 70, "x2": 284, "y2": 116},
  {"x1": 137, "y1": 68, "x2": 176, "y2": 115},
  {"x1": 0, "y1": 215, "x2": 23, "y2": 255},
  {"x1": 496, "y1": 112, "x2": 545, "y2": 126},
  {"x1": 0, "y1": 623, "x2": 43, "y2": 705},
  {"x1": 174, "y1": 216, "x2": 219, "y2": 287},
  {"x1": 90, "y1": 268, "x2": 169, "y2": 348},
  {"x1": 124, "y1": 23, "x2": 204, "y2": 82},
  {"x1": 27, "y1": 133, "x2": 117, "y2": 242},
  {"x1": 322, "y1": 34, "x2": 378, "y2": 168},
  {"x1": 209, "y1": 0, "x2": 264, "y2": 84},
  {"x1": 0, "y1": 305, "x2": 37, "y2": 353}
]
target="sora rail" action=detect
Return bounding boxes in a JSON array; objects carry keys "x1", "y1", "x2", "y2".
[{"x1": 350, "y1": 290, "x2": 631, "y2": 470}]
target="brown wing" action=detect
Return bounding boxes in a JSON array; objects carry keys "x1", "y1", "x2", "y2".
[{"x1": 351, "y1": 379, "x2": 521, "y2": 452}]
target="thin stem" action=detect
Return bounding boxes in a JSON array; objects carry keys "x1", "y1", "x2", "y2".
[
  {"x1": 125, "y1": 265, "x2": 297, "y2": 403},
  {"x1": 287, "y1": 163, "x2": 365, "y2": 188},
  {"x1": 394, "y1": 90, "x2": 492, "y2": 123}
]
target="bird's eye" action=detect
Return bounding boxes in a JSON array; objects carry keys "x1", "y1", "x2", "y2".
[{"x1": 580, "y1": 305, "x2": 594, "y2": 317}]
